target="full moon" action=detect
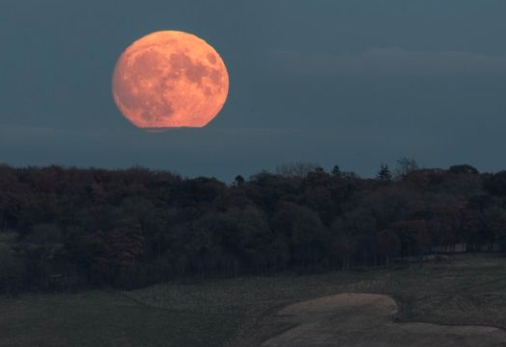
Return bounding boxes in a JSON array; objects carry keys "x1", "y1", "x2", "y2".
[{"x1": 112, "y1": 31, "x2": 229, "y2": 130}]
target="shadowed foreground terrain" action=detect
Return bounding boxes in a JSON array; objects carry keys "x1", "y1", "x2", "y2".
[
  {"x1": 261, "y1": 293, "x2": 506, "y2": 347},
  {"x1": 2, "y1": 255, "x2": 506, "y2": 346},
  {"x1": 0, "y1": 291, "x2": 239, "y2": 347}
]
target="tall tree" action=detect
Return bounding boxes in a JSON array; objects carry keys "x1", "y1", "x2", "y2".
[
  {"x1": 376, "y1": 164, "x2": 392, "y2": 182},
  {"x1": 331, "y1": 165, "x2": 342, "y2": 177}
]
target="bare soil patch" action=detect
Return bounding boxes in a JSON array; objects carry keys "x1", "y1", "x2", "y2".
[{"x1": 261, "y1": 293, "x2": 506, "y2": 347}]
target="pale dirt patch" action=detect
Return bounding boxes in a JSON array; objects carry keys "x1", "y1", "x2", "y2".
[
  {"x1": 260, "y1": 293, "x2": 506, "y2": 347},
  {"x1": 279, "y1": 293, "x2": 397, "y2": 316}
]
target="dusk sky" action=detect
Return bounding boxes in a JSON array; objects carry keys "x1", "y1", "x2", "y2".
[{"x1": 2, "y1": 1, "x2": 506, "y2": 181}]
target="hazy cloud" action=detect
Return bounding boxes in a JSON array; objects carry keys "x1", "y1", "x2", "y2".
[{"x1": 269, "y1": 49, "x2": 506, "y2": 76}]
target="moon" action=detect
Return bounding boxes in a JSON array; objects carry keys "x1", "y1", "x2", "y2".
[{"x1": 112, "y1": 31, "x2": 229, "y2": 130}]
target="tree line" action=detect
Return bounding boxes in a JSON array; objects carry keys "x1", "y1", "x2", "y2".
[{"x1": 1, "y1": 160, "x2": 506, "y2": 293}]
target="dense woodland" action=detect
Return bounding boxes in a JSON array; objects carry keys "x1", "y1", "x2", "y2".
[{"x1": 1, "y1": 159, "x2": 506, "y2": 293}]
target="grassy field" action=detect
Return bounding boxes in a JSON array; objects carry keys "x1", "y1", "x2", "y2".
[
  {"x1": 1, "y1": 254, "x2": 506, "y2": 346},
  {"x1": 0, "y1": 291, "x2": 240, "y2": 347},
  {"x1": 0, "y1": 231, "x2": 16, "y2": 250}
]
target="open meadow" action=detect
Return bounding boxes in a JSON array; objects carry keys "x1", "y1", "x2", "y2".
[{"x1": 2, "y1": 254, "x2": 506, "y2": 347}]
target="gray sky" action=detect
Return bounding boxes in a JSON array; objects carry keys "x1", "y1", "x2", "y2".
[{"x1": 1, "y1": 0, "x2": 506, "y2": 181}]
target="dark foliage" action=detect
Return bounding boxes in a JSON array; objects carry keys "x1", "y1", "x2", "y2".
[{"x1": 0, "y1": 163, "x2": 505, "y2": 293}]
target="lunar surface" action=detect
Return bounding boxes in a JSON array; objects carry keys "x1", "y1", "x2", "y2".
[{"x1": 112, "y1": 31, "x2": 229, "y2": 130}]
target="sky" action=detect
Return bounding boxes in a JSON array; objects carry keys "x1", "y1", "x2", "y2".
[{"x1": 1, "y1": 1, "x2": 506, "y2": 181}]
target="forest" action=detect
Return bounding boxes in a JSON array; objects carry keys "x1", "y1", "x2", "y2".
[{"x1": 1, "y1": 159, "x2": 506, "y2": 293}]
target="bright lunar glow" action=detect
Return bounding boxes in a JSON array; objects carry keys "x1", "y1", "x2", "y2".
[{"x1": 112, "y1": 31, "x2": 229, "y2": 130}]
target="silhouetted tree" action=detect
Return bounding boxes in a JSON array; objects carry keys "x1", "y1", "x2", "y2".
[
  {"x1": 276, "y1": 162, "x2": 319, "y2": 179},
  {"x1": 395, "y1": 157, "x2": 419, "y2": 178},
  {"x1": 2, "y1": 162, "x2": 506, "y2": 292},
  {"x1": 331, "y1": 165, "x2": 342, "y2": 177},
  {"x1": 376, "y1": 164, "x2": 392, "y2": 182},
  {"x1": 449, "y1": 164, "x2": 479, "y2": 175},
  {"x1": 234, "y1": 175, "x2": 245, "y2": 186}
]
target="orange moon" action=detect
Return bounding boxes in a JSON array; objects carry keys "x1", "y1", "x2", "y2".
[{"x1": 112, "y1": 31, "x2": 229, "y2": 130}]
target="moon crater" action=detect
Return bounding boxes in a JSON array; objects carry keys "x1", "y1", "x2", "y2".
[{"x1": 112, "y1": 31, "x2": 229, "y2": 130}]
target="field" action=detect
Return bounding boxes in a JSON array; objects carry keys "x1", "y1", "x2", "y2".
[
  {"x1": 2, "y1": 254, "x2": 506, "y2": 346},
  {"x1": 0, "y1": 232, "x2": 16, "y2": 250},
  {"x1": 260, "y1": 293, "x2": 506, "y2": 346}
]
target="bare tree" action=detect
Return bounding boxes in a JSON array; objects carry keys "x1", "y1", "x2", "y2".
[
  {"x1": 276, "y1": 162, "x2": 320, "y2": 179},
  {"x1": 395, "y1": 157, "x2": 419, "y2": 178}
]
